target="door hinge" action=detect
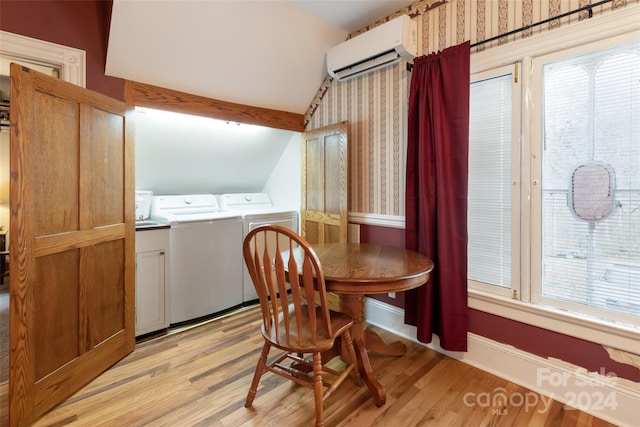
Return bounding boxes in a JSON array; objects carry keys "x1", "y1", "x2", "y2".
[{"x1": 514, "y1": 62, "x2": 519, "y2": 83}]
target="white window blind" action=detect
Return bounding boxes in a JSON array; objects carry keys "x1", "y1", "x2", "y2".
[
  {"x1": 540, "y1": 42, "x2": 640, "y2": 320},
  {"x1": 468, "y1": 72, "x2": 514, "y2": 290}
]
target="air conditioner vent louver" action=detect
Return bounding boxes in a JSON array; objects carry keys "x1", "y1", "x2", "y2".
[
  {"x1": 333, "y1": 50, "x2": 400, "y2": 80},
  {"x1": 326, "y1": 15, "x2": 417, "y2": 82}
]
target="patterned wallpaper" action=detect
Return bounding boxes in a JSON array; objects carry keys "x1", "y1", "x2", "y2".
[{"x1": 305, "y1": 0, "x2": 636, "y2": 221}]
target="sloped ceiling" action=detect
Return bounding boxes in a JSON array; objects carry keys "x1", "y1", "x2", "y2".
[
  {"x1": 134, "y1": 107, "x2": 297, "y2": 195},
  {"x1": 106, "y1": 0, "x2": 415, "y2": 116}
]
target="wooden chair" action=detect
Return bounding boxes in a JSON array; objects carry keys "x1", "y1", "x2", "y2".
[{"x1": 243, "y1": 225, "x2": 360, "y2": 427}]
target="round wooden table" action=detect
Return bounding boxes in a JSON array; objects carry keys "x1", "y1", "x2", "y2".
[{"x1": 311, "y1": 243, "x2": 434, "y2": 406}]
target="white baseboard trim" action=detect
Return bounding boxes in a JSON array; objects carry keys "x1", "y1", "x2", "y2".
[{"x1": 365, "y1": 298, "x2": 640, "y2": 427}]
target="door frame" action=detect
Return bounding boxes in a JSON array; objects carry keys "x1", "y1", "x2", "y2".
[
  {"x1": 0, "y1": 30, "x2": 85, "y2": 85},
  {"x1": 0, "y1": 31, "x2": 86, "y2": 254}
]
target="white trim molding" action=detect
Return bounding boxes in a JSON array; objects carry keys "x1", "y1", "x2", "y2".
[
  {"x1": 469, "y1": 290, "x2": 640, "y2": 356},
  {"x1": 365, "y1": 298, "x2": 640, "y2": 427},
  {"x1": 0, "y1": 30, "x2": 85, "y2": 86},
  {"x1": 348, "y1": 212, "x2": 405, "y2": 229}
]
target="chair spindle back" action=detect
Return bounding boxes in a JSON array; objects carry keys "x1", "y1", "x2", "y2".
[{"x1": 243, "y1": 225, "x2": 334, "y2": 350}]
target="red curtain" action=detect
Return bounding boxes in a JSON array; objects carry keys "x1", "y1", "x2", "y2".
[{"x1": 405, "y1": 41, "x2": 470, "y2": 352}]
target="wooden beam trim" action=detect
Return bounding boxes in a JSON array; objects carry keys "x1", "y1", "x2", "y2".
[{"x1": 125, "y1": 80, "x2": 305, "y2": 132}]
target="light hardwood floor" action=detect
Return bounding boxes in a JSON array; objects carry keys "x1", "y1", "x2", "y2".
[{"x1": 1, "y1": 305, "x2": 618, "y2": 427}]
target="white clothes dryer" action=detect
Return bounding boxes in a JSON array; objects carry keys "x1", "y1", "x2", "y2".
[{"x1": 220, "y1": 193, "x2": 299, "y2": 303}]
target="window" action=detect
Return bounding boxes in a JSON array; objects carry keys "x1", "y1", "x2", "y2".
[
  {"x1": 533, "y1": 40, "x2": 640, "y2": 323},
  {"x1": 468, "y1": 65, "x2": 520, "y2": 298},
  {"x1": 468, "y1": 31, "x2": 640, "y2": 328}
]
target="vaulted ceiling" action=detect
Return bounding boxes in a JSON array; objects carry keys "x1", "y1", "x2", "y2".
[{"x1": 106, "y1": 0, "x2": 416, "y2": 116}]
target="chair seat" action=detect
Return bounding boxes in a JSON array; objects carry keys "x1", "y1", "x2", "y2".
[{"x1": 263, "y1": 304, "x2": 353, "y2": 353}]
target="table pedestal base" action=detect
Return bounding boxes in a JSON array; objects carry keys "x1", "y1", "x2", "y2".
[
  {"x1": 365, "y1": 329, "x2": 407, "y2": 356},
  {"x1": 337, "y1": 294, "x2": 408, "y2": 406}
]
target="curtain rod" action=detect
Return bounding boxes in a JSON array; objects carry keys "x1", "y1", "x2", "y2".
[
  {"x1": 470, "y1": 0, "x2": 613, "y2": 48},
  {"x1": 407, "y1": 0, "x2": 613, "y2": 71}
]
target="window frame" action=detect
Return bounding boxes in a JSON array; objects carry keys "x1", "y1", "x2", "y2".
[
  {"x1": 468, "y1": 64, "x2": 522, "y2": 300},
  {"x1": 467, "y1": 4, "x2": 640, "y2": 355}
]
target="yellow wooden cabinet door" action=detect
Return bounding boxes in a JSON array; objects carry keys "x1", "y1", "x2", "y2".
[
  {"x1": 9, "y1": 63, "x2": 135, "y2": 426},
  {"x1": 301, "y1": 121, "x2": 348, "y2": 244}
]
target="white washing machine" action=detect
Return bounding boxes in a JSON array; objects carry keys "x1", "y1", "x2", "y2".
[
  {"x1": 220, "y1": 193, "x2": 299, "y2": 303},
  {"x1": 150, "y1": 194, "x2": 243, "y2": 324}
]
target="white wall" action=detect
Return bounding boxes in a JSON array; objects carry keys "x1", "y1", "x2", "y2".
[
  {"x1": 135, "y1": 107, "x2": 300, "y2": 198},
  {"x1": 262, "y1": 132, "x2": 301, "y2": 209}
]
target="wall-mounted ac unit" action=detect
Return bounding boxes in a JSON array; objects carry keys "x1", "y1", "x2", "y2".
[{"x1": 327, "y1": 15, "x2": 417, "y2": 82}]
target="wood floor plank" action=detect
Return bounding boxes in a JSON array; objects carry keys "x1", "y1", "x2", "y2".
[{"x1": 0, "y1": 305, "x2": 618, "y2": 427}]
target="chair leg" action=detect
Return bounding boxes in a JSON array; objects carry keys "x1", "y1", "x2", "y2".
[
  {"x1": 312, "y1": 352, "x2": 324, "y2": 427},
  {"x1": 342, "y1": 329, "x2": 362, "y2": 386},
  {"x1": 246, "y1": 341, "x2": 271, "y2": 407}
]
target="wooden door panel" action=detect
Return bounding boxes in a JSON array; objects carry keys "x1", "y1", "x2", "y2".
[
  {"x1": 83, "y1": 106, "x2": 125, "y2": 227},
  {"x1": 90, "y1": 240, "x2": 125, "y2": 345},
  {"x1": 305, "y1": 135, "x2": 325, "y2": 212},
  {"x1": 33, "y1": 330, "x2": 128, "y2": 416},
  {"x1": 304, "y1": 221, "x2": 319, "y2": 244},
  {"x1": 34, "y1": 250, "x2": 80, "y2": 379},
  {"x1": 301, "y1": 122, "x2": 348, "y2": 245},
  {"x1": 324, "y1": 134, "x2": 344, "y2": 215},
  {"x1": 10, "y1": 63, "x2": 135, "y2": 426},
  {"x1": 301, "y1": 122, "x2": 348, "y2": 312},
  {"x1": 33, "y1": 93, "x2": 80, "y2": 236}
]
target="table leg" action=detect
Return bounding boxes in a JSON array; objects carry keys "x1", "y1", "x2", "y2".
[
  {"x1": 338, "y1": 294, "x2": 390, "y2": 406},
  {"x1": 338, "y1": 293, "x2": 409, "y2": 356}
]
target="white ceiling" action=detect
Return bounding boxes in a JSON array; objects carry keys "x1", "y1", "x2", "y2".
[{"x1": 106, "y1": 0, "x2": 415, "y2": 115}]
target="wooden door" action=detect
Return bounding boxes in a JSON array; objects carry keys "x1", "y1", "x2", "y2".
[
  {"x1": 301, "y1": 121, "x2": 349, "y2": 244},
  {"x1": 9, "y1": 64, "x2": 135, "y2": 426}
]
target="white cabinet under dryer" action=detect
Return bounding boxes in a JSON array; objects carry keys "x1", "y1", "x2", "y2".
[{"x1": 135, "y1": 226, "x2": 170, "y2": 336}]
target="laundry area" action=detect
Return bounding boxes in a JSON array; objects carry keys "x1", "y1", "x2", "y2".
[{"x1": 133, "y1": 107, "x2": 301, "y2": 336}]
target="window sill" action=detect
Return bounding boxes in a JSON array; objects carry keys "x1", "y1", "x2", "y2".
[{"x1": 468, "y1": 289, "x2": 640, "y2": 355}]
